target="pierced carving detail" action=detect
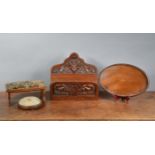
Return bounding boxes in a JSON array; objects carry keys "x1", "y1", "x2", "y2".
[
  {"x1": 53, "y1": 83, "x2": 96, "y2": 96},
  {"x1": 52, "y1": 53, "x2": 97, "y2": 74}
]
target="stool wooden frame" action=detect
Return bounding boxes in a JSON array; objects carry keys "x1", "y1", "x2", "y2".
[{"x1": 7, "y1": 87, "x2": 46, "y2": 106}]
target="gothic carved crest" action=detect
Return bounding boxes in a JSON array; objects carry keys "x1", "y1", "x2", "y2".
[{"x1": 52, "y1": 53, "x2": 97, "y2": 74}]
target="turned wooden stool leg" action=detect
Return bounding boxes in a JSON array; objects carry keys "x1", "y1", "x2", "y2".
[
  {"x1": 40, "y1": 90, "x2": 45, "y2": 103},
  {"x1": 50, "y1": 84, "x2": 53, "y2": 100},
  {"x1": 8, "y1": 92, "x2": 11, "y2": 105}
]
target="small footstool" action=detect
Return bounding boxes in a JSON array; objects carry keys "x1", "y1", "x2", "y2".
[{"x1": 6, "y1": 80, "x2": 46, "y2": 105}]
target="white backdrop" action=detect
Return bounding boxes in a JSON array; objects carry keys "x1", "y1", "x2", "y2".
[{"x1": 0, "y1": 33, "x2": 155, "y2": 91}]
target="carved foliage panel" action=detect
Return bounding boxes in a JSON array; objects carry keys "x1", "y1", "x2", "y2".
[{"x1": 53, "y1": 83, "x2": 97, "y2": 96}]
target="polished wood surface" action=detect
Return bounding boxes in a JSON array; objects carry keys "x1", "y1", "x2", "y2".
[
  {"x1": 99, "y1": 64, "x2": 148, "y2": 97},
  {"x1": 0, "y1": 91, "x2": 155, "y2": 120}
]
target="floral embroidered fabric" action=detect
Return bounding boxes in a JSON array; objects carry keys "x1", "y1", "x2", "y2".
[{"x1": 6, "y1": 80, "x2": 45, "y2": 90}]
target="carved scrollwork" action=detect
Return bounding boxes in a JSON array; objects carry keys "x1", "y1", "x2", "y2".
[
  {"x1": 53, "y1": 83, "x2": 96, "y2": 96},
  {"x1": 52, "y1": 53, "x2": 97, "y2": 74}
]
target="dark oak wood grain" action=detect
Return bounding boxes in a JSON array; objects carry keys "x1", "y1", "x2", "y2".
[{"x1": 0, "y1": 91, "x2": 155, "y2": 121}]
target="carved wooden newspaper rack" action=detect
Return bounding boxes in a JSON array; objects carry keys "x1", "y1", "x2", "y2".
[{"x1": 50, "y1": 53, "x2": 98, "y2": 99}]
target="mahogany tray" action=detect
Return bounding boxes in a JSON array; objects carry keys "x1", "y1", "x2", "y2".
[{"x1": 99, "y1": 64, "x2": 149, "y2": 97}]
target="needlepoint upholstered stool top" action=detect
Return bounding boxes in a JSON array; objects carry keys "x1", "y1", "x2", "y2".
[{"x1": 6, "y1": 80, "x2": 45, "y2": 91}]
